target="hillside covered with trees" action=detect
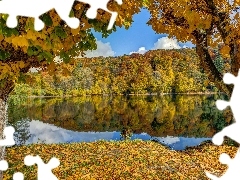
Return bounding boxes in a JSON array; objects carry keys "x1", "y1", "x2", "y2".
[{"x1": 10, "y1": 48, "x2": 230, "y2": 97}]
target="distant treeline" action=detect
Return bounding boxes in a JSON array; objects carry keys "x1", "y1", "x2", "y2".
[{"x1": 10, "y1": 48, "x2": 229, "y2": 97}]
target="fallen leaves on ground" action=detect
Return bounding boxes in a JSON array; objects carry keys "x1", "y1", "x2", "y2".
[{"x1": 3, "y1": 140, "x2": 238, "y2": 179}]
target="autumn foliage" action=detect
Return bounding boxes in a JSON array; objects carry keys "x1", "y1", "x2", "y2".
[
  {"x1": 145, "y1": 0, "x2": 240, "y2": 96},
  {"x1": 11, "y1": 48, "x2": 231, "y2": 97},
  {"x1": 0, "y1": 0, "x2": 143, "y2": 100},
  {"x1": 4, "y1": 140, "x2": 237, "y2": 179}
]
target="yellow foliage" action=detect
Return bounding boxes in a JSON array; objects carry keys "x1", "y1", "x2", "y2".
[
  {"x1": 71, "y1": 26, "x2": 80, "y2": 36},
  {"x1": 220, "y1": 45, "x2": 231, "y2": 58},
  {"x1": 11, "y1": 37, "x2": 29, "y2": 47},
  {"x1": 4, "y1": 140, "x2": 237, "y2": 179}
]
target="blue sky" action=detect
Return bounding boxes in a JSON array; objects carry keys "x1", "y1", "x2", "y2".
[
  {"x1": 15, "y1": 120, "x2": 211, "y2": 151},
  {"x1": 85, "y1": 8, "x2": 195, "y2": 57}
]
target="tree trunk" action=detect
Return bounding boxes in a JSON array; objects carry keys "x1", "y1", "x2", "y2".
[
  {"x1": 193, "y1": 31, "x2": 233, "y2": 97},
  {"x1": 0, "y1": 98, "x2": 7, "y2": 156},
  {"x1": 229, "y1": 40, "x2": 240, "y2": 77},
  {"x1": 205, "y1": 0, "x2": 240, "y2": 78},
  {"x1": 0, "y1": 80, "x2": 15, "y2": 179},
  {"x1": 196, "y1": 44, "x2": 232, "y2": 96}
]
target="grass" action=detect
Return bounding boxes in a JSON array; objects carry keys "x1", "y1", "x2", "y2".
[{"x1": 3, "y1": 139, "x2": 238, "y2": 179}]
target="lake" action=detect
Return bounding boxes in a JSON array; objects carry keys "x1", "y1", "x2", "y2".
[{"x1": 7, "y1": 94, "x2": 231, "y2": 150}]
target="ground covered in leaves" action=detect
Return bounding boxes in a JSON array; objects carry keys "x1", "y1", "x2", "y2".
[{"x1": 3, "y1": 139, "x2": 238, "y2": 179}]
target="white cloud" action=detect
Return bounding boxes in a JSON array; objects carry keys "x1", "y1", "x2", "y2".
[
  {"x1": 154, "y1": 136, "x2": 180, "y2": 145},
  {"x1": 84, "y1": 40, "x2": 115, "y2": 58},
  {"x1": 14, "y1": 120, "x2": 116, "y2": 145},
  {"x1": 129, "y1": 37, "x2": 184, "y2": 55},
  {"x1": 129, "y1": 47, "x2": 148, "y2": 55},
  {"x1": 153, "y1": 37, "x2": 181, "y2": 50}
]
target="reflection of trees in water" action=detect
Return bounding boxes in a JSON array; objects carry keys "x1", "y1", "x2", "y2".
[
  {"x1": 7, "y1": 95, "x2": 231, "y2": 138},
  {"x1": 200, "y1": 95, "x2": 232, "y2": 134},
  {"x1": 120, "y1": 127, "x2": 133, "y2": 140},
  {"x1": 7, "y1": 118, "x2": 31, "y2": 145}
]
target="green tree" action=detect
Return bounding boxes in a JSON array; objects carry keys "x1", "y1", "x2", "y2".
[
  {"x1": 22, "y1": 48, "x2": 214, "y2": 95},
  {"x1": 0, "y1": 1, "x2": 144, "y2": 169},
  {"x1": 72, "y1": 62, "x2": 94, "y2": 91},
  {"x1": 0, "y1": 1, "x2": 143, "y2": 119},
  {"x1": 145, "y1": 0, "x2": 240, "y2": 96}
]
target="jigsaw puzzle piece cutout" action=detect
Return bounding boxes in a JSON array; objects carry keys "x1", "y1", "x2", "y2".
[
  {"x1": 208, "y1": 70, "x2": 240, "y2": 179},
  {"x1": 0, "y1": 0, "x2": 50, "y2": 30},
  {"x1": 0, "y1": 0, "x2": 122, "y2": 31},
  {"x1": 54, "y1": 1, "x2": 80, "y2": 29},
  {"x1": 86, "y1": 7, "x2": 98, "y2": 19},
  {"x1": 6, "y1": 16, "x2": 18, "y2": 29},
  {"x1": 212, "y1": 122, "x2": 240, "y2": 145},
  {"x1": 24, "y1": 155, "x2": 60, "y2": 180},
  {"x1": 13, "y1": 172, "x2": 24, "y2": 180},
  {"x1": 216, "y1": 100, "x2": 230, "y2": 111},
  {"x1": 77, "y1": 0, "x2": 122, "y2": 30},
  {"x1": 216, "y1": 70, "x2": 240, "y2": 122},
  {"x1": 225, "y1": 70, "x2": 240, "y2": 122},
  {"x1": 206, "y1": 148, "x2": 240, "y2": 179},
  {"x1": 0, "y1": 126, "x2": 15, "y2": 146},
  {"x1": 223, "y1": 72, "x2": 237, "y2": 85},
  {"x1": 0, "y1": 0, "x2": 79, "y2": 31},
  {"x1": 0, "y1": 160, "x2": 8, "y2": 171},
  {"x1": 108, "y1": 12, "x2": 118, "y2": 30},
  {"x1": 34, "y1": 18, "x2": 45, "y2": 32}
]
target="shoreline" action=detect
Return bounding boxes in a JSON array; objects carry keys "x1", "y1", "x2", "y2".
[{"x1": 11, "y1": 91, "x2": 223, "y2": 98}]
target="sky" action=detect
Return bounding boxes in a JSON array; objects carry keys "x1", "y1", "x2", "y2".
[
  {"x1": 14, "y1": 120, "x2": 211, "y2": 150},
  {"x1": 31, "y1": 8, "x2": 195, "y2": 72},
  {"x1": 84, "y1": 8, "x2": 195, "y2": 58}
]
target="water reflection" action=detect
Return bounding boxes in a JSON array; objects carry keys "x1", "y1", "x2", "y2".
[
  {"x1": 7, "y1": 94, "x2": 231, "y2": 150},
  {"x1": 11, "y1": 120, "x2": 211, "y2": 150}
]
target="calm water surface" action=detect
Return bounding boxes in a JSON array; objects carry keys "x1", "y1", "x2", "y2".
[{"x1": 7, "y1": 94, "x2": 231, "y2": 150}]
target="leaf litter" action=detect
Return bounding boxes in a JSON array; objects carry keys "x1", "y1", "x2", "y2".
[{"x1": 3, "y1": 139, "x2": 238, "y2": 179}]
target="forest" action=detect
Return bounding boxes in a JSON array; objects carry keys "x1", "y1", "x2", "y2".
[
  {"x1": 8, "y1": 94, "x2": 230, "y2": 143},
  {"x1": 9, "y1": 47, "x2": 230, "y2": 97}
]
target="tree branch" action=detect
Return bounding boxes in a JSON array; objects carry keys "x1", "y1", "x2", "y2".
[
  {"x1": 193, "y1": 30, "x2": 232, "y2": 96},
  {"x1": 205, "y1": 0, "x2": 240, "y2": 76}
]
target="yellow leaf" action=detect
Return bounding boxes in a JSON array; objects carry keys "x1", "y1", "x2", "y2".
[
  {"x1": 10, "y1": 63, "x2": 17, "y2": 72},
  {"x1": 11, "y1": 37, "x2": 29, "y2": 47},
  {"x1": 62, "y1": 68, "x2": 70, "y2": 76},
  {"x1": 234, "y1": 12, "x2": 239, "y2": 19},
  {"x1": 19, "y1": 61, "x2": 25, "y2": 69},
  {"x1": 220, "y1": 45, "x2": 230, "y2": 56},
  {"x1": 71, "y1": 26, "x2": 80, "y2": 36},
  {"x1": 74, "y1": 4, "x2": 82, "y2": 10},
  {"x1": 26, "y1": 30, "x2": 37, "y2": 41}
]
